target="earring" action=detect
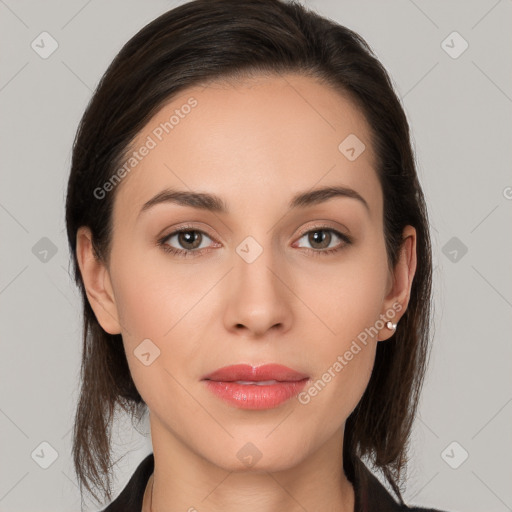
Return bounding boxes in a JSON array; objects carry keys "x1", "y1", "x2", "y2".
[{"x1": 386, "y1": 321, "x2": 397, "y2": 330}]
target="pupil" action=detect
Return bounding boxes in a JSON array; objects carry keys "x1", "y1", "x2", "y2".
[
  {"x1": 311, "y1": 230, "x2": 329, "y2": 248},
  {"x1": 180, "y1": 231, "x2": 199, "y2": 249}
]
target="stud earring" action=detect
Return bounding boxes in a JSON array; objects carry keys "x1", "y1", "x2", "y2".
[{"x1": 386, "y1": 321, "x2": 397, "y2": 330}]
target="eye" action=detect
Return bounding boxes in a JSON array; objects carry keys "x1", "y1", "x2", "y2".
[
  {"x1": 157, "y1": 227, "x2": 218, "y2": 258},
  {"x1": 293, "y1": 227, "x2": 352, "y2": 256}
]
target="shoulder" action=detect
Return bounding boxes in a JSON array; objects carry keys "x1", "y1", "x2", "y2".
[{"x1": 100, "y1": 453, "x2": 154, "y2": 512}]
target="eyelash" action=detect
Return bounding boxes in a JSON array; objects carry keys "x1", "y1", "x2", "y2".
[{"x1": 157, "y1": 224, "x2": 352, "y2": 259}]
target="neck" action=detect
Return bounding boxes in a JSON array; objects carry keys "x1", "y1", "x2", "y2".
[{"x1": 143, "y1": 422, "x2": 354, "y2": 512}]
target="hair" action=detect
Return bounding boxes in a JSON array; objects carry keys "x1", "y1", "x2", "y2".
[{"x1": 65, "y1": 0, "x2": 432, "y2": 507}]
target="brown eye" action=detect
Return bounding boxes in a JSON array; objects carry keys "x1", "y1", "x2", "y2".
[
  {"x1": 175, "y1": 230, "x2": 203, "y2": 250},
  {"x1": 295, "y1": 228, "x2": 351, "y2": 255},
  {"x1": 307, "y1": 230, "x2": 333, "y2": 249},
  {"x1": 159, "y1": 228, "x2": 216, "y2": 258}
]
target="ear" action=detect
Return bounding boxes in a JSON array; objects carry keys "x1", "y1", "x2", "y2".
[
  {"x1": 76, "y1": 226, "x2": 122, "y2": 335},
  {"x1": 378, "y1": 225, "x2": 417, "y2": 342}
]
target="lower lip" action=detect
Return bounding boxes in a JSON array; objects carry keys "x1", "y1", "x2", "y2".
[{"x1": 204, "y1": 379, "x2": 309, "y2": 410}]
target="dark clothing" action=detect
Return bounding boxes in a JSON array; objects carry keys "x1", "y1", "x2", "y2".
[{"x1": 102, "y1": 452, "x2": 447, "y2": 511}]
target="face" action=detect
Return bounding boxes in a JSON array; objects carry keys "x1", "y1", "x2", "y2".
[{"x1": 78, "y1": 72, "x2": 415, "y2": 474}]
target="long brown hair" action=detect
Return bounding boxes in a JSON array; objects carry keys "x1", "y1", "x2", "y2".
[{"x1": 65, "y1": 0, "x2": 432, "y2": 506}]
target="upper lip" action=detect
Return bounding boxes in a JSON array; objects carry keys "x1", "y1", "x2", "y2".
[{"x1": 202, "y1": 364, "x2": 309, "y2": 382}]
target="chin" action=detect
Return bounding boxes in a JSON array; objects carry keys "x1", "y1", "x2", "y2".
[{"x1": 202, "y1": 434, "x2": 312, "y2": 474}]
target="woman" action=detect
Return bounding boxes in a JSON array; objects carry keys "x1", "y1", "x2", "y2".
[{"x1": 65, "y1": 0, "x2": 446, "y2": 510}]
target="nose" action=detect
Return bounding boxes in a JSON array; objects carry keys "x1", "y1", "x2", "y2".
[{"x1": 223, "y1": 245, "x2": 293, "y2": 338}]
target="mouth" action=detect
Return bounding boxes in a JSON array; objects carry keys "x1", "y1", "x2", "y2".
[{"x1": 201, "y1": 364, "x2": 309, "y2": 410}]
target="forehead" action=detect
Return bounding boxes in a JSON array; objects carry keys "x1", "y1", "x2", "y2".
[{"x1": 112, "y1": 72, "x2": 381, "y2": 223}]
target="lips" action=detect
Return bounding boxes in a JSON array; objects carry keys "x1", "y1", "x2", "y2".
[
  {"x1": 202, "y1": 364, "x2": 308, "y2": 382},
  {"x1": 202, "y1": 364, "x2": 309, "y2": 410}
]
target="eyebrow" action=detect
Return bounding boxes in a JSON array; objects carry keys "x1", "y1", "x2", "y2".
[{"x1": 138, "y1": 185, "x2": 370, "y2": 219}]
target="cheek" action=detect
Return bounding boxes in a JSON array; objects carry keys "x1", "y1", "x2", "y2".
[
  {"x1": 108, "y1": 248, "x2": 214, "y2": 389},
  {"x1": 293, "y1": 238, "x2": 389, "y2": 345},
  {"x1": 294, "y1": 286, "x2": 380, "y2": 445},
  {"x1": 109, "y1": 247, "x2": 208, "y2": 341}
]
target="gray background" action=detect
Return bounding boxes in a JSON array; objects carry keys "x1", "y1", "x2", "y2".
[{"x1": 1, "y1": 0, "x2": 511, "y2": 511}]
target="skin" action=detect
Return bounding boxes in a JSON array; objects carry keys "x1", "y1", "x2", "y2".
[{"x1": 76, "y1": 72, "x2": 417, "y2": 512}]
